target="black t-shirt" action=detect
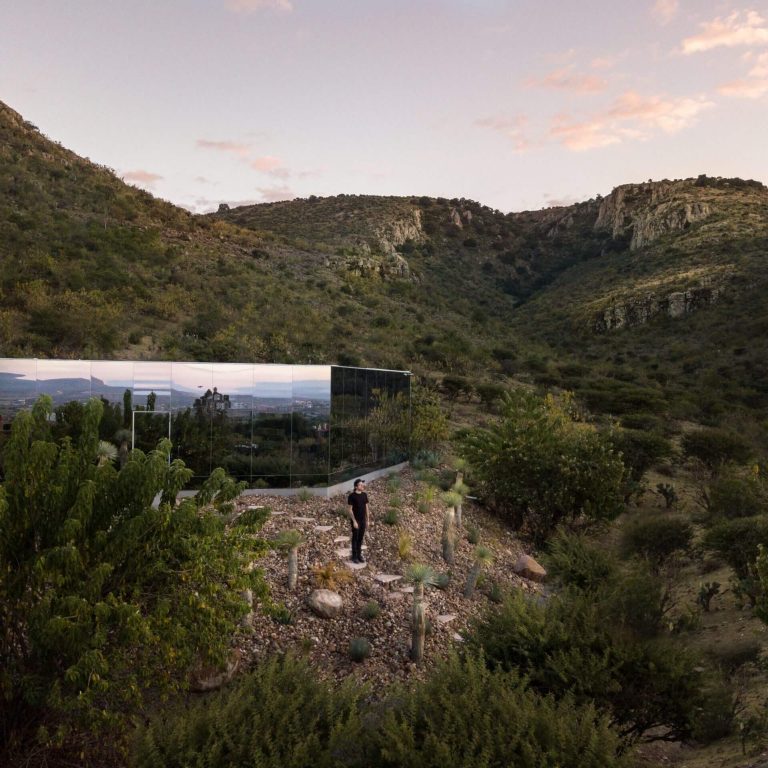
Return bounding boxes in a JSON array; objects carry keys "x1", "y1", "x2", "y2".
[{"x1": 348, "y1": 491, "x2": 369, "y2": 523}]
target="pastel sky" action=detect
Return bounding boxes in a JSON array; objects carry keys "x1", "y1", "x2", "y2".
[{"x1": 2, "y1": 0, "x2": 767, "y2": 212}]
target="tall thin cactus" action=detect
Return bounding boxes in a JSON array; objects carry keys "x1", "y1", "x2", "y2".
[
  {"x1": 442, "y1": 490, "x2": 462, "y2": 562},
  {"x1": 274, "y1": 529, "x2": 304, "y2": 591},
  {"x1": 441, "y1": 506, "x2": 457, "y2": 564},
  {"x1": 464, "y1": 545, "x2": 494, "y2": 598},
  {"x1": 406, "y1": 564, "x2": 437, "y2": 663}
]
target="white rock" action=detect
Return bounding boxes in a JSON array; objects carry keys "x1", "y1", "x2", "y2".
[{"x1": 307, "y1": 589, "x2": 343, "y2": 619}]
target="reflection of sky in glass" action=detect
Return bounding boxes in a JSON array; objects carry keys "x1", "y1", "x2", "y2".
[
  {"x1": 36, "y1": 359, "x2": 91, "y2": 382},
  {"x1": 293, "y1": 365, "x2": 331, "y2": 401},
  {"x1": 0, "y1": 359, "x2": 38, "y2": 382},
  {"x1": 91, "y1": 361, "x2": 135, "y2": 389}
]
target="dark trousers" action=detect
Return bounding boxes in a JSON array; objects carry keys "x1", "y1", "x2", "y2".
[{"x1": 351, "y1": 518, "x2": 367, "y2": 559}]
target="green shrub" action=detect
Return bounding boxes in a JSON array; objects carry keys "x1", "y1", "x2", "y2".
[
  {"x1": 349, "y1": 637, "x2": 372, "y2": 662},
  {"x1": 544, "y1": 529, "x2": 618, "y2": 590},
  {"x1": 433, "y1": 572, "x2": 451, "y2": 590},
  {"x1": 705, "y1": 468, "x2": 767, "y2": 522},
  {"x1": 265, "y1": 602, "x2": 294, "y2": 625},
  {"x1": 702, "y1": 517, "x2": 768, "y2": 580},
  {"x1": 460, "y1": 391, "x2": 626, "y2": 543},
  {"x1": 361, "y1": 601, "x2": 381, "y2": 620},
  {"x1": 234, "y1": 505, "x2": 271, "y2": 528},
  {"x1": 364, "y1": 654, "x2": 625, "y2": 767},
  {"x1": 607, "y1": 428, "x2": 672, "y2": 484},
  {"x1": 133, "y1": 655, "x2": 365, "y2": 768},
  {"x1": 466, "y1": 524, "x2": 480, "y2": 544},
  {"x1": 466, "y1": 582, "x2": 725, "y2": 745},
  {"x1": 682, "y1": 428, "x2": 753, "y2": 469},
  {"x1": 620, "y1": 515, "x2": 693, "y2": 572},
  {"x1": 0, "y1": 397, "x2": 266, "y2": 756},
  {"x1": 383, "y1": 508, "x2": 399, "y2": 525}
]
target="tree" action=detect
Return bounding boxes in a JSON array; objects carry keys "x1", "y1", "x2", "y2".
[
  {"x1": 459, "y1": 390, "x2": 626, "y2": 543},
  {"x1": 0, "y1": 396, "x2": 266, "y2": 761}
]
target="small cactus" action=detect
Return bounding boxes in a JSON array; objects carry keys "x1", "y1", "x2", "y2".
[{"x1": 349, "y1": 637, "x2": 372, "y2": 662}]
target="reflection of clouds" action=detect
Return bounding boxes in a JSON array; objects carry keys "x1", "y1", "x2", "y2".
[{"x1": 0, "y1": 359, "x2": 332, "y2": 399}]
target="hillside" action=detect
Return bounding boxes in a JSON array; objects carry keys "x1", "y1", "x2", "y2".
[{"x1": 1, "y1": 98, "x2": 768, "y2": 436}]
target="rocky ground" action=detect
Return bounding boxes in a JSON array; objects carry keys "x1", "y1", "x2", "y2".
[{"x1": 233, "y1": 468, "x2": 539, "y2": 689}]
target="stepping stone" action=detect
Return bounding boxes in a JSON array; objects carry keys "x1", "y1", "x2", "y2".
[
  {"x1": 270, "y1": 510, "x2": 287, "y2": 516},
  {"x1": 246, "y1": 504, "x2": 266, "y2": 510},
  {"x1": 382, "y1": 591, "x2": 405, "y2": 602},
  {"x1": 314, "y1": 525, "x2": 333, "y2": 532},
  {"x1": 452, "y1": 632, "x2": 464, "y2": 642},
  {"x1": 344, "y1": 560, "x2": 367, "y2": 571},
  {"x1": 399, "y1": 585, "x2": 414, "y2": 594},
  {"x1": 436, "y1": 614, "x2": 457, "y2": 624},
  {"x1": 374, "y1": 574, "x2": 403, "y2": 586},
  {"x1": 292, "y1": 516, "x2": 315, "y2": 522},
  {"x1": 335, "y1": 548, "x2": 352, "y2": 558},
  {"x1": 334, "y1": 536, "x2": 350, "y2": 543}
]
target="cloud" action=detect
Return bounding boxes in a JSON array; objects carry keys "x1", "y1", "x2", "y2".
[
  {"x1": 226, "y1": 0, "x2": 293, "y2": 13},
  {"x1": 251, "y1": 155, "x2": 291, "y2": 179},
  {"x1": 475, "y1": 115, "x2": 532, "y2": 151},
  {"x1": 682, "y1": 10, "x2": 768, "y2": 53},
  {"x1": 123, "y1": 169, "x2": 163, "y2": 186},
  {"x1": 257, "y1": 185, "x2": 295, "y2": 202},
  {"x1": 549, "y1": 90, "x2": 714, "y2": 150},
  {"x1": 196, "y1": 139, "x2": 252, "y2": 157},
  {"x1": 525, "y1": 66, "x2": 607, "y2": 93},
  {"x1": 718, "y1": 50, "x2": 768, "y2": 97},
  {"x1": 652, "y1": 0, "x2": 679, "y2": 25}
]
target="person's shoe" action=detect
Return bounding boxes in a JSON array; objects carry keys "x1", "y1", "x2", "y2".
[
  {"x1": 351, "y1": 556, "x2": 360, "y2": 563},
  {"x1": 357, "y1": 554, "x2": 366, "y2": 563}
]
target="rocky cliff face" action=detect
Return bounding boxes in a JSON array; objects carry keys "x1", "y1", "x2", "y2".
[
  {"x1": 595, "y1": 180, "x2": 714, "y2": 250},
  {"x1": 594, "y1": 283, "x2": 723, "y2": 331}
]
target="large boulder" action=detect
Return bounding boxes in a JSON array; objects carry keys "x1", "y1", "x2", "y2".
[
  {"x1": 513, "y1": 554, "x2": 547, "y2": 583},
  {"x1": 308, "y1": 589, "x2": 343, "y2": 618},
  {"x1": 190, "y1": 649, "x2": 241, "y2": 692}
]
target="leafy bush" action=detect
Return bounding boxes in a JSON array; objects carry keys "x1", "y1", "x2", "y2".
[
  {"x1": 398, "y1": 531, "x2": 413, "y2": 559},
  {"x1": 312, "y1": 561, "x2": 353, "y2": 590},
  {"x1": 705, "y1": 467, "x2": 767, "y2": 522},
  {"x1": 466, "y1": 524, "x2": 480, "y2": 544},
  {"x1": 607, "y1": 428, "x2": 672, "y2": 484},
  {"x1": 620, "y1": 515, "x2": 693, "y2": 572},
  {"x1": 433, "y1": 572, "x2": 451, "y2": 589},
  {"x1": 133, "y1": 655, "x2": 365, "y2": 768},
  {"x1": 682, "y1": 428, "x2": 753, "y2": 469},
  {"x1": 702, "y1": 517, "x2": 768, "y2": 579},
  {"x1": 364, "y1": 654, "x2": 625, "y2": 768},
  {"x1": 459, "y1": 391, "x2": 626, "y2": 543},
  {"x1": 544, "y1": 529, "x2": 618, "y2": 591},
  {"x1": 0, "y1": 397, "x2": 266, "y2": 758},
  {"x1": 466, "y1": 580, "x2": 728, "y2": 745}
]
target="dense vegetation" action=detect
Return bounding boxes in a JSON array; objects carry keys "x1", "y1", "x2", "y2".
[{"x1": 0, "y1": 397, "x2": 267, "y2": 764}]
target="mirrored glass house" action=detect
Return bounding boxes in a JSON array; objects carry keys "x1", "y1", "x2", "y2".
[{"x1": 0, "y1": 359, "x2": 411, "y2": 489}]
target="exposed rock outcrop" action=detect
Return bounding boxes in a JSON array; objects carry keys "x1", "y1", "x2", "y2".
[
  {"x1": 595, "y1": 181, "x2": 714, "y2": 250},
  {"x1": 513, "y1": 554, "x2": 547, "y2": 583},
  {"x1": 594, "y1": 284, "x2": 722, "y2": 331}
]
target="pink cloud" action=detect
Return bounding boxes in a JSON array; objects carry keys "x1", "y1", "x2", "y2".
[
  {"x1": 525, "y1": 66, "x2": 607, "y2": 93},
  {"x1": 475, "y1": 115, "x2": 532, "y2": 151},
  {"x1": 226, "y1": 0, "x2": 293, "y2": 12},
  {"x1": 682, "y1": 10, "x2": 768, "y2": 54},
  {"x1": 196, "y1": 139, "x2": 252, "y2": 157},
  {"x1": 257, "y1": 185, "x2": 295, "y2": 202},
  {"x1": 718, "y1": 51, "x2": 768, "y2": 97},
  {"x1": 250, "y1": 155, "x2": 292, "y2": 179},
  {"x1": 549, "y1": 91, "x2": 714, "y2": 151},
  {"x1": 652, "y1": 0, "x2": 679, "y2": 25},
  {"x1": 123, "y1": 169, "x2": 163, "y2": 185}
]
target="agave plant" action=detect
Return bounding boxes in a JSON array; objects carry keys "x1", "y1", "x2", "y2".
[
  {"x1": 406, "y1": 563, "x2": 438, "y2": 663},
  {"x1": 464, "y1": 545, "x2": 494, "y2": 598},
  {"x1": 274, "y1": 529, "x2": 304, "y2": 590},
  {"x1": 96, "y1": 440, "x2": 118, "y2": 467}
]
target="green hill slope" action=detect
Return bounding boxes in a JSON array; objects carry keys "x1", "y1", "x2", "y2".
[{"x1": 1, "y1": 98, "x2": 767, "y2": 434}]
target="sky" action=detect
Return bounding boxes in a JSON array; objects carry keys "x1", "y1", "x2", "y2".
[{"x1": 1, "y1": 0, "x2": 767, "y2": 213}]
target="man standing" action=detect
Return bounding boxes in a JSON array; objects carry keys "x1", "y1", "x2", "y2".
[{"x1": 347, "y1": 478, "x2": 370, "y2": 563}]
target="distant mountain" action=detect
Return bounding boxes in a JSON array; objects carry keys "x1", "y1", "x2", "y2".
[{"x1": 1, "y1": 98, "x2": 767, "y2": 432}]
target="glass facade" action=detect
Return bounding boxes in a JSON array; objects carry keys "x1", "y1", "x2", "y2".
[{"x1": 0, "y1": 359, "x2": 410, "y2": 488}]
